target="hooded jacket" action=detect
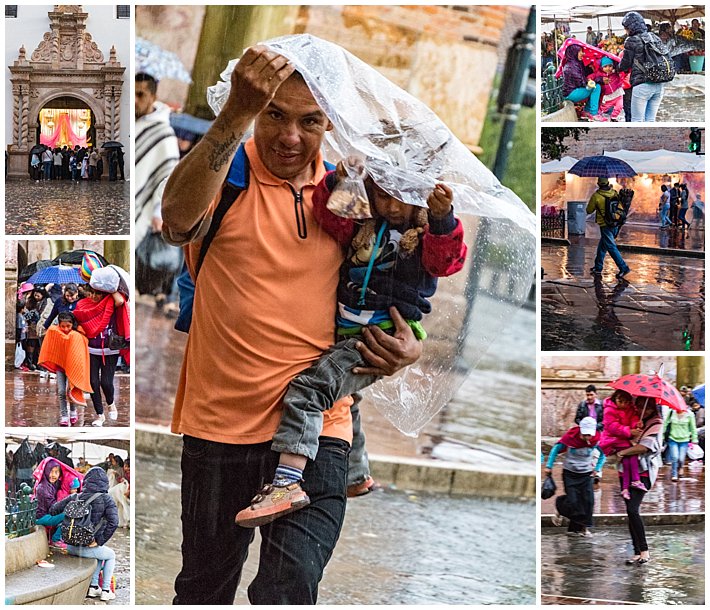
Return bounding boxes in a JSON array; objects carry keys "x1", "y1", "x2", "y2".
[
  {"x1": 618, "y1": 12, "x2": 668, "y2": 87},
  {"x1": 32, "y1": 457, "x2": 83, "y2": 518},
  {"x1": 49, "y1": 466, "x2": 119, "y2": 546},
  {"x1": 599, "y1": 396, "x2": 639, "y2": 455},
  {"x1": 562, "y1": 44, "x2": 590, "y2": 97},
  {"x1": 586, "y1": 184, "x2": 619, "y2": 227}
]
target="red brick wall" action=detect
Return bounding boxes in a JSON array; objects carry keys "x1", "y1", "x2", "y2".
[{"x1": 559, "y1": 127, "x2": 705, "y2": 158}]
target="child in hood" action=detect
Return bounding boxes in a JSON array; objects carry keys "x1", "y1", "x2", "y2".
[
  {"x1": 561, "y1": 43, "x2": 608, "y2": 122},
  {"x1": 599, "y1": 390, "x2": 644, "y2": 499},
  {"x1": 33, "y1": 457, "x2": 83, "y2": 548},
  {"x1": 49, "y1": 466, "x2": 119, "y2": 602},
  {"x1": 591, "y1": 57, "x2": 627, "y2": 121}
]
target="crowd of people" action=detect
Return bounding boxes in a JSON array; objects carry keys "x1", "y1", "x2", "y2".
[
  {"x1": 548, "y1": 12, "x2": 704, "y2": 122},
  {"x1": 544, "y1": 382, "x2": 704, "y2": 564},
  {"x1": 658, "y1": 183, "x2": 705, "y2": 230},
  {"x1": 5, "y1": 444, "x2": 130, "y2": 604},
  {"x1": 15, "y1": 256, "x2": 130, "y2": 427},
  {"x1": 29, "y1": 145, "x2": 125, "y2": 182}
]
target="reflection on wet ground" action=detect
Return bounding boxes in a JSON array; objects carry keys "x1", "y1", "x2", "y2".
[
  {"x1": 541, "y1": 524, "x2": 704, "y2": 605},
  {"x1": 136, "y1": 454, "x2": 535, "y2": 605},
  {"x1": 541, "y1": 238, "x2": 704, "y2": 351},
  {"x1": 5, "y1": 370, "x2": 130, "y2": 427},
  {"x1": 614, "y1": 223, "x2": 704, "y2": 252},
  {"x1": 541, "y1": 461, "x2": 705, "y2": 515},
  {"x1": 136, "y1": 299, "x2": 536, "y2": 471},
  {"x1": 656, "y1": 75, "x2": 705, "y2": 122},
  {"x1": 5, "y1": 179, "x2": 130, "y2": 235}
]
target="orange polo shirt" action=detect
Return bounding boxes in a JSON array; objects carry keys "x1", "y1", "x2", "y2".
[{"x1": 165, "y1": 138, "x2": 353, "y2": 445}]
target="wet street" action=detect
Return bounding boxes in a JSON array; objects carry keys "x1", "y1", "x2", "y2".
[
  {"x1": 656, "y1": 74, "x2": 705, "y2": 122},
  {"x1": 541, "y1": 235, "x2": 704, "y2": 351},
  {"x1": 136, "y1": 454, "x2": 535, "y2": 604},
  {"x1": 136, "y1": 297, "x2": 536, "y2": 471},
  {"x1": 5, "y1": 369, "x2": 130, "y2": 427},
  {"x1": 541, "y1": 524, "x2": 705, "y2": 605},
  {"x1": 5, "y1": 179, "x2": 130, "y2": 235}
]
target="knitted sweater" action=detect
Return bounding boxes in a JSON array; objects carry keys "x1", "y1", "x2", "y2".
[{"x1": 312, "y1": 171, "x2": 467, "y2": 332}]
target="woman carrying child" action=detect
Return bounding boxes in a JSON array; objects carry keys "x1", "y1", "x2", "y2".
[
  {"x1": 599, "y1": 389, "x2": 645, "y2": 500},
  {"x1": 236, "y1": 159, "x2": 467, "y2": 527},
  {"x1": 38, "y1": 311, "x2": 91, "y2": 426}
]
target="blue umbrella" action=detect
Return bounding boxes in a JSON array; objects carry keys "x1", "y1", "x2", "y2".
[
  {"x1": 568, "y1": 155, "x2": 637, "y2": 178},
  {"x1": 692, "y1": 384, "x2": 704, "y2": 407},
  {"x1": 27, "y1": 265, "x2": 85, "y2": 286},
  {"x1": 136, "y1": 37, "x2": 192, "y2": 83}
]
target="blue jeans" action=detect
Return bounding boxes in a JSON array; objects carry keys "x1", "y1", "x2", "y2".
[
  {"x1": 36, "y1": 513, "x2": 64, "y2": 541},
  {"x1": 660, "y1": 203, "x2": 671, "y2": 227},
  {"x1": 173, "y1": 435, "x2": 349, "y2": 604},
  {"x1": 43, "y1": 161, "x2": 52, "y2": 180},
  {"x1": 678, "y1": 208, "x2": 690, "y2": 228},
  {"x1": 593, "y1": 225, "x2": 628, "y2": 273},
  {"x1": 630, "y1": 82, "x2": 664, "y2": 122},
  {"x1": 67, "y1": 544, "x2": 116, "y2": 589},
  {"x1": 565, "y1": 85, "x2": 601, "y2": 115},
  {"x1": 668, "y1": 439, "x2": 689, "y2": 477}
]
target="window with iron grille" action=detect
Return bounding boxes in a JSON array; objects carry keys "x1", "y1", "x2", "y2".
[
  {"x1": 5, "y1": 6, "x2": 18, "y2": 18},
  {"x1": 117, "y1": 5, "x2": 130, "y2": 19}
]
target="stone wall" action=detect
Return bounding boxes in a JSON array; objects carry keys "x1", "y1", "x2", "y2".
[{"x1": 559, "y1": 127, "x2": 705, "y2": 158}]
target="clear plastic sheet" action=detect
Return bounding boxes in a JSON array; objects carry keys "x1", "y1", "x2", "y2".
[{"x1": 208, "y1": 34, "x2": 536, "y2": 436}]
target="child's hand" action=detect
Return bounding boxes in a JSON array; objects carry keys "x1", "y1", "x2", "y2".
[
  {"x1": 336, "y1": 156, "x2": 366, "y2": 180},
  {"x1": 427, "y1": 183, "x2": 453, "y2": 218}
]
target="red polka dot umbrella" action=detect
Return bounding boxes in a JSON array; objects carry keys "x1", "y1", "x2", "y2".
[{"x1": 609, "y1": 373, "x2": 687, "y2": 413}]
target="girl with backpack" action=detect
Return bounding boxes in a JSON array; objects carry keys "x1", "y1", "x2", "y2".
[
  {"x1": 619, "y1": 11, "x2": 673, "y2": 122},
  {"x1": 49, "y1": 467, "x2": 119, "y2": 602}
]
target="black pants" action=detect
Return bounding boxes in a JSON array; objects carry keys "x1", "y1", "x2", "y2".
[
  {"x1": 173, "y1": 435, "x2": 349, "y2": 605},
  {"x1": 89, "y1": 354, "x2": 118, "y2": 415},
  {"x1": 556, "y1": 469, "x2": 594, "y2": 532},
  {"x1": 622, "y1": 480, "x2": 649, "y2": 553}
]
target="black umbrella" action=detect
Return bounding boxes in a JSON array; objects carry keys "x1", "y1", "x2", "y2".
[
  {"x1": 18, "y1": 259, "x2": 53, "y2": 283},
  {"x1": 102, "y1": 141, "x2": 125, "y2": 149},
  {"x1": 29, "y1": 144, "x2": 47, "y2": 155},
  {"x1": 51, "y1": 249, "x2": 109, "y2": 267}
]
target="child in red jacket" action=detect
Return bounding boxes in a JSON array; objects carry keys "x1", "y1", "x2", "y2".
[
  {"x1": 591, "y1": 57, "x2": 627, "y2": 121},
  {"x1": 599, "y1": 390, "x2": 645, "y2": 499}
]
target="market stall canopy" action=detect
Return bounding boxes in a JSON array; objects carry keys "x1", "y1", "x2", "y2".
[
  {"x1": 604, "y1": 149, "x2": 706, "y2": 173},
  {"x1": 591, "y1": 5, "x2": 705, "y2": 20},
  {"x1": 541, "y1": 156, "x2": 579, "y2": 173},
  {"x1": 6, "y1": 428, "x2": 129, "y2": 446}
]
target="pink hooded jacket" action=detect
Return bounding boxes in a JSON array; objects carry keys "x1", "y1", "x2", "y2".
[{"x1": 598, "y1": 397, "x2": 639, "y2": 456}]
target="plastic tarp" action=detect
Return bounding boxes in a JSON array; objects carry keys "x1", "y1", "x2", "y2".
[
  {"x1": 541, "y1": 156, "x2": 579, "y2": 173},
  {"x1": 603, "y1": 149, "x2": 705, "y2": 174},
  {"x1": 206, "y1": 34, "x2": 536, "y2": 436}
]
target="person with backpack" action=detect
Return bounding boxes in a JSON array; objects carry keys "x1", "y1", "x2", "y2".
[
  {"x1": 587, "y1": 177, "x2": 631, "y2": 279},
  {"x1": 619, "y1": 11, "x2": 674, "y2": 122},
  {"x1": 49, "y1": 466, "x2": 119, "y2": 602}
]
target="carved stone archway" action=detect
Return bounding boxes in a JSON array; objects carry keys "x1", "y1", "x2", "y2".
[{"x1": 7, "y1": 5, "x2": 125, "y2": 178}]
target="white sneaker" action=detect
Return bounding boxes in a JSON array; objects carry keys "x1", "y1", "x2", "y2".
[
  {"x1": 108, "y1": 404, "x2": 118, "y2": 420},
  {"x1": 92, "y1": 414, "x2": 105, "y2": 427},
  {"x1": 87, "y1": 586, "x2": 101, "y2": 598},
  {"x1": 100, "y1": 589, "x2": 116, "y2": 601}
]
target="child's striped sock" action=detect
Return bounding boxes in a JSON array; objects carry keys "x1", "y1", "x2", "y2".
[{"x1": 273, "y1": 464, "x2": 303, "y2": 487}]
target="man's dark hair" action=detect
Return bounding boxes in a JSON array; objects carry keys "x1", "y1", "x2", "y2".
[
  {"x1": 135, "y1": 72, "x2": 158, "y2": 95},
  {"x1": 661, "y1": 185, "x2": 667, "y2": 192},
  {"x1": 585, "y1": 384, "x2": 596, "y2": 393}
]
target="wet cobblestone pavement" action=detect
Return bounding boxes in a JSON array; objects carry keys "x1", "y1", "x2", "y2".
[
  {"x1": 5, "y1": 369, "x2": 130, "y2": 427},
  {"x1": 655, "y1": 74, "x2": 705, "y2": 122},
  {"x1": 541, "y1": 239, "x2": 704, "y2": 351},
  {"x1": 136, "y1": 453, "x2": 535, "y2": 604},
  {"x1": 5, "y1": 179, "x2": 130, "y2": 235},
  {"x1": 541, "y1": 524, "x2": 704, "y2": 605},
  {"x1": 613, "y1": 223, "x2": 705, "y2": 253}
]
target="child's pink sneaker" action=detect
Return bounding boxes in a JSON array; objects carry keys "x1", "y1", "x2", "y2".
[
  {"x1": 59, "y1": 417, "x2": 70, "y2": 427},
  {"x1": 69, "y1": 410, "x2": 78, "y2": 425}
]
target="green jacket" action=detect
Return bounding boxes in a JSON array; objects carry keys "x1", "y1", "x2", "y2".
[
  {"x1": 663, "y1": 410, "x2": 698, "y2": 443},
  {"x1": 586, "y1": 187, "x2": 619, "y2": 228}
]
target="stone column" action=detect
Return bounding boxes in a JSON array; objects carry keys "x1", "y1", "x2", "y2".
[
  {"x1": 103, "y1": 240, "x2": 130, "y2": 273},
  {"x1": 621, "y1": 356, "x2": 641, "y2": 376},
  {"x1": 49, "y1": 240, "x2": 74, "y2": 260},
  {"x1": 185, "y1": 5, "x2": 299, "y2": 118},
  {"x1": 50, "y1": 21, "x2": 60, "y2": 69},
  {"x1": 676, "y1": 356, "x2": 704, "y2": 390},
  {"x1": 12, "y1": 85, "x2": 20, "y2": 147}
]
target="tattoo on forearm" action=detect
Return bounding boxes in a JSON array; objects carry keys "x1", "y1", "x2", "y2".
[{"x1": 205, "y1": 132, "x2": 239, "y2": 173}]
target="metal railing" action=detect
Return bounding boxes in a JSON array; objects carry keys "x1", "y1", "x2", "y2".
[
  {"x1": 5, "y1": 483, "x2": 37, "y2": 538},
  {"x1": 541, "y1": 64, "x2": 565, "y2": 115},
  {"x1": 541, "y1": 209, "x2": 566, "y2": 239}
]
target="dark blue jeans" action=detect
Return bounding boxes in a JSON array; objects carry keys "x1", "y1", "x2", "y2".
[
  {"x1": 173, "y1": 435, "x2": 349, "y2": 605},
  {"x1": 593, "y1": 225, "x2": 628, "y2": 274}
]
